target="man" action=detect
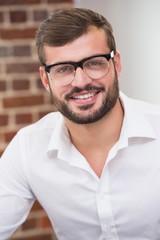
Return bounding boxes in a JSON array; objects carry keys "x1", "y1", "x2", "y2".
[{"x1": 1, "y1": 8, "x2": 160, "y2": 240}]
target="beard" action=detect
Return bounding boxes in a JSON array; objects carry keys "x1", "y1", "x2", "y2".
[{"x1": 49, "y1": 74, "x2": 119, "y2": 125}]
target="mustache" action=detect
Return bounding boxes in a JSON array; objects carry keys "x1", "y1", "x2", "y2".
[{"x1": 65, "y1": 84, "x2": 105, "y2": 99}]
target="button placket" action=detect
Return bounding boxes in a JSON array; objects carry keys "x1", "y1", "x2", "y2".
[{"x1": 96, "y1": 169, "x2": 119, "y2": 239}]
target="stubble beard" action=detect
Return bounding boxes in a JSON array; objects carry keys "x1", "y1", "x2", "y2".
[{"x1": 49, "y1": 75, "x2": 119, "y2": 125}]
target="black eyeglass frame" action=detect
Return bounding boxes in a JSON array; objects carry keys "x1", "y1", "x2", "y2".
[{"x1": 44, "y1": 51, "x2": 114, "y2": 73}]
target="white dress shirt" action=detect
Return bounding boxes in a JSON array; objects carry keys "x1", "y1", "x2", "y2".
[{"x1": 1, "y1": 92, "x2": 160, "y2": 240}]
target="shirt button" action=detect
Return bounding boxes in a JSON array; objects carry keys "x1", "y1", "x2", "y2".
[{"x1": 104, "y1": 225, "x2": 112, "y2": 233}]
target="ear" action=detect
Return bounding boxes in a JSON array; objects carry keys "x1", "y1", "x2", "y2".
[
  {"x1": 113, "y1": 51, "x2": 122, "y2": 77},
  {"x1": 39, "y1": 66, "x2": 50, "y2": 92}
]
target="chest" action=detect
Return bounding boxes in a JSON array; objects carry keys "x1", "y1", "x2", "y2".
[
  {"x1": 28, "y1": 139, "x2": 160, "y2": 239},
  {"x1": 32, "y1": 163, "x2": 160, "y2": 239}
]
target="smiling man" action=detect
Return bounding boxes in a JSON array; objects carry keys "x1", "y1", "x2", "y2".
[{"x1": 1, "y1": 8, "x2": 160, "y2": 240}]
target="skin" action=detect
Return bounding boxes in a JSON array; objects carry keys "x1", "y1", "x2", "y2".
[{"x1": 40, "y1": 26, "x2": 124, "y2": 177}]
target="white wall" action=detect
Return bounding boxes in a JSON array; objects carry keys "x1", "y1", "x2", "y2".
[{"x1": 74, "y1": 0, "x2": 160, "y2": 104}]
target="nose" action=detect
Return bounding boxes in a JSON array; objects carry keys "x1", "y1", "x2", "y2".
[{"x1": 71, "y1": 67, "x2": 93, "y2": 87}]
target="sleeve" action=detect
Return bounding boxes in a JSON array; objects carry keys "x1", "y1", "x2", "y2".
[{"x1": 0, "y1": 132, "x2": 35, "y2": 239}]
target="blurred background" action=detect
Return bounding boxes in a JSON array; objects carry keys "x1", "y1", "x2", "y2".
[{"x1": 0, "y1": 0, "x2": 160, "y2": 239}]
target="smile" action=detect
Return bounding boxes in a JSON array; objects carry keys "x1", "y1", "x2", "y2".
[{"x1": 72, "y1": 92, "x2": 96, "y2": 100}]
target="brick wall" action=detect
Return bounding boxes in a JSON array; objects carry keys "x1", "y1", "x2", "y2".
[{"x1": 0, "y1": 0, "x2": 73, "y2": 239}]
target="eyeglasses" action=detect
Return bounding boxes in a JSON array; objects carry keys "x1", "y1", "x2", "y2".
[{"x1": 44, "y1": 51, "x2": 114, "y2": 86}]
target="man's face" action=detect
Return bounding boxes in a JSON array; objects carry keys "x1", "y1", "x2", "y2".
[{"x1": 40, "y1": 27, "x2": 121, "y2": 124}]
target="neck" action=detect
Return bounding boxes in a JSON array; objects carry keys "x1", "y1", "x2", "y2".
[
  {"x1": 64, "y1": 98, "x2": 124, "y2": 177},
  {"x1": 65, "y1": 98, "x2": 124, "y2": 150}
]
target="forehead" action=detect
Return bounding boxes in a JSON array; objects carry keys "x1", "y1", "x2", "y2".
[{"x1": 43, "y1": 27, "x2": 110, "y2": 65}]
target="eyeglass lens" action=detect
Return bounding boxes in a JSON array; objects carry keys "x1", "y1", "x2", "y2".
[{"x1": 49, "y1": 55, "x2": 111, "y2": 86}]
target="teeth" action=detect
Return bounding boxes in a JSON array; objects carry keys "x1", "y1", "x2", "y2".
[{"x1": 73, "y1": 93, "x2": 95, "y2": 99}]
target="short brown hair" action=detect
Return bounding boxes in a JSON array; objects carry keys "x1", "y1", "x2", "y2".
[{"x1": 36, "y1": 8, "x2": 116, "y2": 65}]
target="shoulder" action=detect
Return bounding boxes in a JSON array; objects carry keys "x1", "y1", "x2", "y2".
[
  {"x1": 121, "y1": 92, "x2": 160, "y2": 136},
  {"x1": 2, "y1": 112, "x2": 63, "y2": 160},
  {"x1": 121, "y1": 92, "x2": 160, "y2": 115},
  {"x1": 15, "y1": 112, "x2": 63, "y2": 146},
  {"x1": 130, "y1": 98, "x2": 160, "y2": 115},
  {"x1": 19, "y1": 112, "x2": 62, "y2": 134}
]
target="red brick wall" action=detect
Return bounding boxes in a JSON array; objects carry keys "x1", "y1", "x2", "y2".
[{"x1": 0, "y1": 0, "x2": 73, "y2": 239}]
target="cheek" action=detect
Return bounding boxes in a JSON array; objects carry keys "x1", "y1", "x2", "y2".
[
  {"x1": 50, "y1": 82, "x2": 70, "y2": 99},
  {"x1": 102, "y1": 70, "x2": 116, "y2": 87}
]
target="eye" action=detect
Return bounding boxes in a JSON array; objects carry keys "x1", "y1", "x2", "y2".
[
  {"x1": 85, "y1": 57, "x2": 106, "y2": 68},
  {"x1": 90, "y1": 61, "x2": 101, "y2": 66},
  {"x1": 54, "y1": 64, "x2": 73, "y2": 74}
]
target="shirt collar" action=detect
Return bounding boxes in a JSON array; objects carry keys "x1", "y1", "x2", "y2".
[
  {"x1": 47, "y1": 92, "x2": 157, "y2": 158},
  {"x1": 47, "y1": 114, "x2": 71, "y2": 160},
  {"x1": 119, "y1": 91, "x2": 156, "y2": 139}
]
